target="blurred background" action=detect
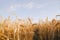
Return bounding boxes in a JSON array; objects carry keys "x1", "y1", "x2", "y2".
[{"x1": 0, "y1": 0, "x2": 60, "y2": 22}]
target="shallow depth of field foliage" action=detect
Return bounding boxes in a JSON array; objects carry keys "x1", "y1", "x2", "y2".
[{"x1": 0, "y1": 17, "x2": 60, "y2": 40}]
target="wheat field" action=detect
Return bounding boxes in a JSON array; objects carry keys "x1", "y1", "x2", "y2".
[{"x1": 0, "y1": 17, "x2": 60, "y2": 40}]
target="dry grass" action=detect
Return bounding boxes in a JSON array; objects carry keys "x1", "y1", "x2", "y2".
[{"x1": 0, "y1": 17, "x2": 60, "y2": 40}]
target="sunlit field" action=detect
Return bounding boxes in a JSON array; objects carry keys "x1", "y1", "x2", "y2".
[{"x1": 0, "y1": 16, "x2": 60, "y2": 40}]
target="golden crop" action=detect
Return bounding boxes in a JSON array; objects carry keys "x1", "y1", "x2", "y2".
[{"x1": 0, "y1": 17, "x2": 60, "y2": 40}]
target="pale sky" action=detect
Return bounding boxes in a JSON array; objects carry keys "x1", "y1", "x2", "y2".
[{"x1": 0, "y1": 0, "x2": 60, "y2": 22}]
